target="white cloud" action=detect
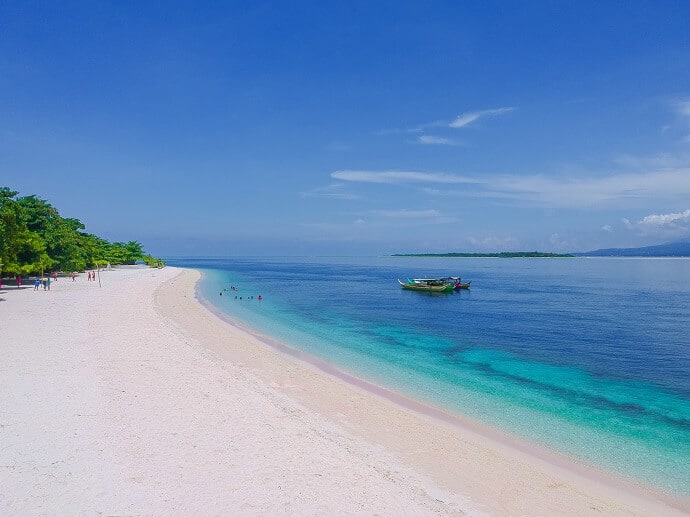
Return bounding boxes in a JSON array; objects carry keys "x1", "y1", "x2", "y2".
[
  {"x1": 613, "y1": 152, "x2": 681, "y2": 169},
  {"x1": 548, "y1": 233, "x2": 574, "y2": 252},
  {"x1": 676, "y1": 99, "x2": 690, "y2": 117},
  {"x1": 300, "y1": 183, "x2": 359, "y2": 200},
  {"x1": 417, "y1": 135, "x2": 460, "y2": 146},
  {"x1": 378, "y1": 120, "x2": 446, "y2": 136},
  {"x1": 466, "y1": 235, "x2": 520, "y2": 250},
  {"x1": 422, "y1": 167, "x2": 690, "y2": 208},
  {"x1": 367, "y1": 208, "x2": 458, "y2": 225},
  {"x1": 449, "y1": 107, "x2": 515, "y2": 128},
  {"x1": 623, "y1": 209, "x2": 690, "y2": 238},
  {"x1": 381, "y1": 108, "x2": 514, "y2": 137},
  {"x1": 371, "y1": 209, "x2": 440, "y2": 218},
  {"x1": 482, "y1": 168, "x2": 690, "y2": 208},
  {"x1": 331, "y1": 166, "x2": 690, "y2": 208},
  {"x1": 332, "y1": 170, "x2": 478, "y2": 185},
  {"x1": 670, "y1": 100, "x2": 690, "y2": 144},
  {"x1": 601, "y1": 224, "x2": 614, "y2": 233}
]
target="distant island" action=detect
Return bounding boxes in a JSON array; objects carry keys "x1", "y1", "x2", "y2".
[
  {"x1": 393, "y1": 240, "x2": 690, "y2": 259},
  {"x1": 576, "y1": 240, "x2": 690, "y2": 257},
  {"x1": 392, "y1": 252, "x2": 574, "y2": 258}
]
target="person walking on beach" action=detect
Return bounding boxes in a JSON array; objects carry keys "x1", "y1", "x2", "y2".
[
  {"x1": 46, "y1": 276, "x2": 51, "y2": 291},
  {"x1": 71, "y1": 271, "x2": 76, "y2": 281},
  {"x1": 87, "y1": 271, "x2": 92, "y2": 282},
  {"x1": 16, "y1": 275, "x2": 22, "y2": 288},
  {"x1": 34, "y1": 278, "x2": 40, "y2": 291}
]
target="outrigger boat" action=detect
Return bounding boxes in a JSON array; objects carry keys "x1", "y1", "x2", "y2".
[
  {"x1": 399, "y1": 276, "x2": 471, "y2": 291},
  {"x1": 437, "y1": 276, "x2": 471, "y2": 290},
  {"x1": 398, "y1": 278, "x2": 455, "y2": 292}
]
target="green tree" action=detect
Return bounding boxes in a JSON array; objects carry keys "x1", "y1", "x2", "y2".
[
  {"x1": 15, "y1": 195, "x2": 90, "y2": 272},
  {"x1": 1, "y1": 186, "x2": 163, "y2": 274},
  {"x1": 80, "y1": 233, "x2": 112, "y2": 269},
  {"x1": 123, "y1": 240, "x2": 145, "y2": 263},
  {"x1": 0, "y1": 188, "x2": 51, "y2": 276}
]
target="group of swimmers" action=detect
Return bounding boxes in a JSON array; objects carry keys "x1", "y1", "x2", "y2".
[{"x1": 219, "y1": 285, "x2": 262, "y2": 301}]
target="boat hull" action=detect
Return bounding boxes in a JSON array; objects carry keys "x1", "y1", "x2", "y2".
[{"x1": 398, "y1": 279, "x2": 454, "y2": 292}]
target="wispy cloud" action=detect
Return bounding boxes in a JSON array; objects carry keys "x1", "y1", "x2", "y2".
[
  {"x1": 300, "y1": 183, "x2": 359, "y2": 200},
  {"x1": 331, "y1": 170, "x2": 478, "y2": 184},
  {"x1": 668, "y1": 99, "x2": 690, "y2": 143},
  {"x1": 449, "y1": 107, "x2": 515, "y2": 128},
  {"x1": 418, "y1": 167, "x2": 690, "y2": 208},
  {"x1": 467, "y1": 235, "x2": 520, "y2": 250},
  {"x1": 371, "y1": 209, "x2": 441, "y2": 218},
  {"x1": 623, "y1": 208, "x2": 690, "y2": 238},
  {"x1": 378, "y1": 120, "x2": 447, "y2": 136},
  {"x1": 613, "y1": 152, "x2": 683, "y2": 169},
  {"x1": 484, "y1": 168, "x2": 690, "y2": 208},
  {"x1": 330, "y1": 158, "x2": 690, "y2": 209},
  {"x1": 299, "y1": 209, "x2": 456, "y2": 231},
  {"x1": 416, "y1": 135, "x2": 462, "y2": 146},
  {"x1": 675, "y1": 99, "x2": 690, "y2": 117},
  {"x1": 369, "y1": 208, "x2": 458, "y2": 224},
  {"x1": 380, "y1": 107, "x2": 514, "y2": 137}
]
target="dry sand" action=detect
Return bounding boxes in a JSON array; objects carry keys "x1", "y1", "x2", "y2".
[{"x1": 1, "y1": 267, "x2": 687, "y2": 515}]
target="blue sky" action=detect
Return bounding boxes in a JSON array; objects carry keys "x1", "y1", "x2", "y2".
[{"x1": 2, "y1": 1, "x2": 690, "y2": 256}]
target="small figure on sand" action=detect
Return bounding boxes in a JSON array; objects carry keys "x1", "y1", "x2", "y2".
[
  {"x1": 87, "y1": 271, "x2": 92, "y2": 282},
  {"x1": 71, "y1": 271, "x2": 76, "y2": 281},
  {"x1": 46, "y1": 276, "x2": 51, "y2": 291},
  {"x1": 16, "y1": 275, "x2": 22, "y2": 288},
  {"x1": 34, "y1": 279, "x2": 40, "y2": 291}
]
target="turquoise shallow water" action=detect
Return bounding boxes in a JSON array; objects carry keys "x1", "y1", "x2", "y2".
[{"x1": 169, "y1": 256, "x2": 690, "y2": 497}]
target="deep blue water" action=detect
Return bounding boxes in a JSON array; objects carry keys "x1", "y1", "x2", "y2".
[{"x1": 168, "y1": 256, "x2": 690, "y2": 497}]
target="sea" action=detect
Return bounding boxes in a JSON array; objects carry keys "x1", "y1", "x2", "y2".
[{"x1": 167, "y1": 256, "x2": 690, "y2": 498}]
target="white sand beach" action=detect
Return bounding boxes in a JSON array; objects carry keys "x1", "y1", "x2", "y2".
[{"x1": 1, "y1": 267, "x2": 687, "y2": 515}]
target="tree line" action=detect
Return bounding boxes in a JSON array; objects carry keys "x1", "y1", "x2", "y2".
[{"x1": 0, "y1": 187, "x2": 163, "y2": 276}]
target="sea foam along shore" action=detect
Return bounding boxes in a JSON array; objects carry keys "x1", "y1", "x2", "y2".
[{"x1": 1, "y1": 266, "x2": 686, "y2": 515}]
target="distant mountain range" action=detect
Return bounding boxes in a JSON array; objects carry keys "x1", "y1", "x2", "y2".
[{"x1": 577, "y1": 240, "x2": 690, "y2": 257}]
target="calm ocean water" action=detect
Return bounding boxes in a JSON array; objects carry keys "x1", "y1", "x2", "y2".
[{"x1": 168, "y1": 256, "x2": 690, "y2": 497}]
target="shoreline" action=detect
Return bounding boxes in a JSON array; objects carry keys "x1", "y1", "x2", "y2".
[
  {"x1": 1, "y1": 266, "x2": 687, "y2": 514},
  {"x1": 175, "y1": 268, "x2": 688, "y2": 514}
]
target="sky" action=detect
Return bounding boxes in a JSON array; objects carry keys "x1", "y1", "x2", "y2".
[{"x1": 2, "y1": 1, "x2": 690, "y2": 256}]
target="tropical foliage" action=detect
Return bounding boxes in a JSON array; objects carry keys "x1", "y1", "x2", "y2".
[{"x1": 0, "y1": 187, "x2": 161, "y2": 276}]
